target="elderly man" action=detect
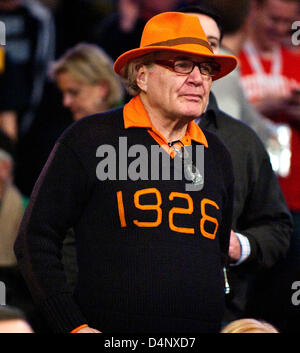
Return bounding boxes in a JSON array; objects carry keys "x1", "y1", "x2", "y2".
[{"x1": 15, "y1": 12, "x2": 237, "y2": 333}]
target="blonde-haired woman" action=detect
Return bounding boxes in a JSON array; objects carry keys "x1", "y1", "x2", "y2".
[
  {"x1": 49, "y1": 43, "x2": 124, "y2": 121},
  {"x1": 221, "y1": 318, "x2": 279, "y2": 333}
]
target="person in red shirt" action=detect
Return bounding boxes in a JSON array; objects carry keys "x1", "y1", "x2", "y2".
[{"x1": 239, "y1": 0, "x2": 300, "y2": 210}]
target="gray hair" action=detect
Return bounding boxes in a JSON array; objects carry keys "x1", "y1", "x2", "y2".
[{"x1": 120, "y1": 53, "x2": 157, "y2": 96}]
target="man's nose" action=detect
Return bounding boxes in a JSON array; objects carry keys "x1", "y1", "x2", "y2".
[{"x1": 187, "y1": 65, "x2": 205, "y2": 84}]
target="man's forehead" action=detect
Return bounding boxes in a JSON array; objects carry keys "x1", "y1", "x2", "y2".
[{"x1": 155, "y1": 51, "x2": 210, "y2": 62}]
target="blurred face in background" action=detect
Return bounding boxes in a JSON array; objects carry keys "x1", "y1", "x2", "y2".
[
  {"x1": 56, "y1": 71, "x2": 108, "y2": 121},
  {"x1": 252, "y1": 0, "x2": 299, "y2": 50},
  {"x1": 0, "y1": 0, "x2": 21, "y2": 11},
  {"x1": 140, "y1": 0, "x2": 179, "y2": 17},
  {"x1": 189, "y1": 13, "x2": 221, "y2": 53}
]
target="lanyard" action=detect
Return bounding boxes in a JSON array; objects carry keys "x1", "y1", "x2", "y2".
[
  {"x1": 243, "y1": 41, "x2": 291, "y2": 178},
  {"x1": 244, "y1": 40, "x2": 282, "y2": 77}
]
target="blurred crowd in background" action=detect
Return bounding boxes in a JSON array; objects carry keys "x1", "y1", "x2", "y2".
[{"x1": 0, "y1": 0, "x2": 300, "y2": 333}]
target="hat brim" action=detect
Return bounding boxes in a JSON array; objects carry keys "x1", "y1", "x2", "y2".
[{"x1": 114, "y1": 45, "x2": 238, "y2": 81}]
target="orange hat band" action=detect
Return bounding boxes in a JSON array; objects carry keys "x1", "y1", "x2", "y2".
[{"x1": 146, "y1": 37, "x2": 213, "y2": 53}]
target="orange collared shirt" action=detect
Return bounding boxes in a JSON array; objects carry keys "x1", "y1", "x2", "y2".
[{"x1": 123, "y1": 95, "x2": 208, "y2": 158}]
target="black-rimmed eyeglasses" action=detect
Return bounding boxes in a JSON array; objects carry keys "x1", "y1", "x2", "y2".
[{"x1": 154, "y1": 59, "x2": 220, "y2": 77}]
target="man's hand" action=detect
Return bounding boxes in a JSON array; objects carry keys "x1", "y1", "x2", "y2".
[
  {"x1": 284, "y1": 103, "x2": 300, "y2": 124},
  {"x1": 76, "y1": 326, "x2": 102, "y2": 333},
  {"x1": 228, "y1": 230, "x2": 241, "y2": 262},
  {"x1": 253, "y1": 92, "x2": 300, "y2": 124}
]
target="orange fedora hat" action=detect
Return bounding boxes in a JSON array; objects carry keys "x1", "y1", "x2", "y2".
[{"x1": 114, "y1": 12, "x2": 238, "y2": 81}]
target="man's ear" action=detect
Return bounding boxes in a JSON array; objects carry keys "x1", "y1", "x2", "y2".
[{"x1": 136, "y1": 65, "x2": 149, "y2": 92}]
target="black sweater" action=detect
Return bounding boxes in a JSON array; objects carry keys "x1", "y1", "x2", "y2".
[{"x1": 15, "y1": 107, "x2": 234, "y2": 333}]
